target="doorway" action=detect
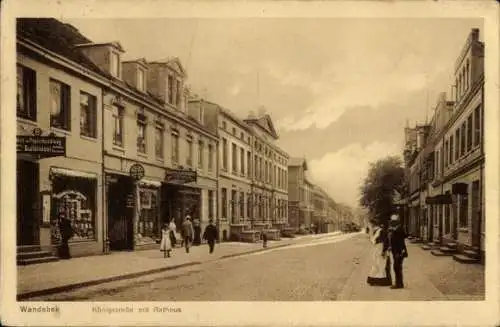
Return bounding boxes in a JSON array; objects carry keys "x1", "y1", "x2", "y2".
[
  {"x1": 107, "y1": 174, "x2": 134, "y2": 251},
  {"x1": 17, "y1": 159, "x2": 39, "y2": 246}
]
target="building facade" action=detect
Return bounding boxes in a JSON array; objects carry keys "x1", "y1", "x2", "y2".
[
  {"x1": 402, "y1": 28, "x2": 484, "y2": 261},
  {"x1": 287, "y1": 158, "x2": 314, "y2": 231}
]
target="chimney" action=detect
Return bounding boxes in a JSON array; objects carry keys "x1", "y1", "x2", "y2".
[
  {"x1": 122, "y1": 58, "x2": 148, "y2": 92},
  {"x1": 74, "y1": 41, "x2": 125, "y2": 79}
]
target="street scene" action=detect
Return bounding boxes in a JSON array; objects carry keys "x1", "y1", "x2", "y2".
[{"x1": 14, "y1": 16, "x2": 485, "y2": 303}]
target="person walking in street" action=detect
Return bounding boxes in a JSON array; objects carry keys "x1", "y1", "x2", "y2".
[
  {"x1": 262, "y1": 231, "x2": 268, "y2": 248},
  {"x1": 193, "y1": 217, "x2": 201, "y2": 246},
  {"x1": 202, "y1": 219, "x2": 218, "y2": 254},
  {"x1": 182, "y1": 215, "x2": 194, "y2": 253},
  {"x1": 160, "y1": 223, "x2": 172, "y2": 258},
  {"x1": 168, "y1": 218, "x2": 177, "y2": 248},
  {"x1": 58, "y1": 216, "x2": 74, "y2": 259},
  {"x1": 388, "y1": 214, "x2": 408, "y2": 289},
  {"x1": 366, "y1": 223, "x2": 392, "y2": 286}
]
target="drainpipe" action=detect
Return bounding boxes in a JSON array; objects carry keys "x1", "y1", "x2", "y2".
[{"x1": 101, "y1": 89, "x2": 109, "y2": 254}]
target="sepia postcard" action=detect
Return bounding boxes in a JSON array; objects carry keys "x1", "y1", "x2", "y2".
[{"x1": 1, "y1": 0, "x2": 499, "y2": 326}]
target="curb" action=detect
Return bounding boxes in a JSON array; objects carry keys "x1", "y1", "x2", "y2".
[
  {"x1": 219, "y1": 242, "x2": 294, "y2": 260},
  {"x1": 17, "y1": 261, "x2": 202, "y2": 301}
]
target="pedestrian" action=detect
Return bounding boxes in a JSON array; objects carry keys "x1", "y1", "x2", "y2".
[
  {"x1": 168, "y1": 218, "x2": 177, "y2": 248},
  {"x1": 58, "y1": 216, "x2": 74, "y2": 259},
  {"x1": 388, "y1": 214, "x2": 408, "y2": 289},
  {"x1": 262, "y1": 231, "x2": 268, "y2": 248},
  {"x1": 160, "y1": 223, "x2": 172, "y2": 258},
  {"x1": 182, "y1": 215, "x2": 194, "y2": 253},
  {"x1": 193, "y1": 217, "x2": 201, "y2": 246},
  {"x1": 202, "y1": 219, "x2": 218, "y2": 254},
  {"x1": 366, "y1": 223, "x2": 392, "y2": 286}
]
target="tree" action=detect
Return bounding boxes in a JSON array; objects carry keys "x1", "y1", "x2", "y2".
[{"x1": 359, "y1": 156, "x2": 405, "y2": 227}]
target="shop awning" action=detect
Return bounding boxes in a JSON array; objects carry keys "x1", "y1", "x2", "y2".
[
  {"x1": 138, "y1": 178, "x2": 162, "y2": 188},
  {"x1": 50, "y1": 167, "x2": 97, "y2": 179}
]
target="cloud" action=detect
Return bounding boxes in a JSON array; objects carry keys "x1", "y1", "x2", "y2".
[{"x1": 307, "y1": 141, "x2": 402, "y2": 207}]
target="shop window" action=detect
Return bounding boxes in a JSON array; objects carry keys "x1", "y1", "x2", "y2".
[
  {"x1": 138, "y1": 189, "x2": 157, "y2": 238},
  {"x1": 50, "y1": 79, "x2": 71, "y2": 131},
  {"x1": 52, "y1": 176, "x2": 97, "y2": 242},
  {"x1": 459, "y1": 192, "x2": 469, "y2": 228},
  {"x1": 80, "y1": 92, "x2": 97, "y2": 138},
  {"x1": 221, "y1": 188, "x2": 227, "y2": 218},
  {"x1": 112, "y1": 105, "x2": 124, "y2": 146},
  {"x1": 16, "y1": 65, "x2": 37, "y2": 121}
]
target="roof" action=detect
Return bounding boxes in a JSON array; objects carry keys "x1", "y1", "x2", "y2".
[
  {"x1": 17, "y1": 18, "x2": 111, "y2": 79},
  {"x1": 288, "y1": 157, "x2": 308, "y2": 170},
  {"x1": 74, "y1": 41, "x2": 125, "y2": 53},
  {"x1": 149, "y1": 57, "x2": 186, "y2": 77},
  {"x1": 244, "y1": 114, "x2": 279, "y2": 139}
]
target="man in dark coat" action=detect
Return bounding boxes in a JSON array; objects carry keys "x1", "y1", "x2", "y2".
[
  {"x1": 192, "y1": 217, "x2": 201, "y2": 246},
  {"x1": 388, "y1": 214, "x2": 408, "y2": 289},
  {"x1": 202, "y1": 219, "x2": 218, "y2": 254},
  {"x1": 181, "y1": 215, "x2": 194, "y2": 253},
  {"x1": 59, "y1": 217, "x2": 74, "y2": 259}
]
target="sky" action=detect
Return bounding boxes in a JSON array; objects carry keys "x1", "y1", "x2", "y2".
[{"x1": 66, "y1": 18, "x2": 483, "y2": 207}]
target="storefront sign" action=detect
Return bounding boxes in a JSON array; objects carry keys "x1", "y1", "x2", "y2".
[
  {"x1": 165, "y1": 168, "x2": 197, "y2": 184},
  {"x1": 126, "y1": 193, "x2": 136, "y2": 208},
  {"x1": 129, "y1": 164, "x2": 145, "y2": 181},
  {"x1": 17, "y1": 135, "x2": 66, "y2": 158}
]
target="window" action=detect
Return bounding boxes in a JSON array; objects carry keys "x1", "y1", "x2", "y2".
[
  {"x1": 240, "y1": 148, "x2": 245, "y2": 175},
  {"x1": 444, "y1": 141, "x2": 448, "y2": 168},
  {"x1": 467, "y1": 115, "x2": 473, "y2": 152},
  {"x1": 222, "y1": 121, "x2": 227, "y2": 130},
  {"x1": 198, "y1": 141, "x2": 204, "y2": 168},
  {"x1": 137, "y1": 116, "x2": 147, "y2": 154},
  {"x1": 138, "y1": 188, "x2": 158, "y2": 238},
  {"x1": 79, "y1": 92, "x2": 97, "y2": 138},
  {"x1": 455, "y1": 129, "x2": 460, "y2": 161},
  {"x1": 231, "y1": 190, "x2": 237, "y2": 223},
  {"x1": 449, "y1": 135, "x2": 454, "y2": 164},
  {"x1": 137, "y1": 69, "x2": 145, "y2": 91},
  {"x1": 16, "y1": 65, "x2": 37, "y2": 121},
  {"x1": 232, "y1": 128, "x2": 236, "y2": 136},
  {"x1": 50, "y1": 79, "x2": 71, "y2": 131},
  {"x1": 240, "y1": 132, "x2": 244, "y2": 140},
  {"x1": 460, "y1": 122, "x2": 466, "y2": 157},
  {"x1": 171, "y1": 132, "x2": 179, "y2": 163},
  {"x1": 240, "y1": 192, "x2": 245, "y2": 218},
  {"x1": 168, "y1": 75, "x2": 174, "y2": 104},
  {"x1": 222, "y1": 138, "x2": 228, "y2": 170},
  {"x1": 208, "y1": 190, "x2": 214, "y2": 219},
  {"x1": 155, "y1": 125, "x2": 164, "y2": 158},
  {"x1": 459, "y1": 192, "x2": 469, "y2": 228},
  {"x1": 254, "y1": 155, "x2": 259, "y2": 179},
  {"x1": 466, "y1": 60, "x2": 470, "y2": 89},
  {"x1": 221, "y1": 188, "x2": 227, "y2": 218},
  {"x1": 176, "y1": 80, "x2": 181, "y2": 107},
  {"x1": 247, "y1": 193, "x2": 252, "y2": 218},
  {"x1": 186, "y1": 137, "x2": 193, "y2": 166},
  {"x1": 474, "y1": 105, "x2": 481, "y2": 147},
  {"x1": 247, "y1": 151, "x2": 251, "y2": 177},
  {"x1": 112, "y1": 105, "x2": 124, "y2": 146},
  {"x1": 208, "y1": 144, "x2": 214, "y2": 171},
  {"x1": 232, "y1": 143, "x2": 238, "y2": 173},
  {"x1": 110, "y1": 52, "x2": 120, "y2": 78}
]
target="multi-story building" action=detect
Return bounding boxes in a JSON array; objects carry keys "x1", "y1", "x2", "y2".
[
  {"x1": 16, "y1": 19, "x2": 107, "y2": 263},
  {"x1": 402, "y1": 28, "x2": 484, "y2": 263},
  {"x1": 312, "y1": 185, "x2": 337, "y2": 233},
  {"x1": 16, "y1": 18, "x2": 219, "y2": 263},
  {"x1": 287, "y1": 157, "x2": 314, "y2": 231}
]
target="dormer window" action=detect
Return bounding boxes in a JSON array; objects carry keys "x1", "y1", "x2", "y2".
[{"x1": 110, "y1": 52, "x2": 120, "y2": 78}]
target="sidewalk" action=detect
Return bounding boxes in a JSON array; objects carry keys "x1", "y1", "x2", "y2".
[
  {"x1": 18, "y1": 232, "x2": 340, "y2": 300},
  {"x1": 337, "y1": 236, "x2": 485, "y2": 301}
]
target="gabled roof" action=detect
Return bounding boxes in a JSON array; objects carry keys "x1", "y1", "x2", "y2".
[
  {"x1": 150, "y1": 57, "x2": 186, "y2": 77},
  {"x1": 288, "y1": 157, "x2": 308, "y2": 170},
  {"x1": 244, "y1": 114, "x2": 279, "y2": 139},
  {"x1": 74, "y1": 41, "x2": 125, "y2": 53},
  {"x1": 17, "y1": 18, "x2": 111, "y2": 78}
]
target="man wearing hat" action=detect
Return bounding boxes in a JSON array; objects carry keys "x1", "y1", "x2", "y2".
[
  {"x1": 181, "y1": 215, "x2": 194, "y2": 253},
  {"x1": 202, "y1": 219, "x2": 218, "y2": 254},
  {"x1": 389, "y1": 214, "x2": 408, "y2": 289}
]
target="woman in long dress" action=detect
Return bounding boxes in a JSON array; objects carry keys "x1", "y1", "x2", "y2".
[
  {"x1": 366, "y1": 225, "x2": 392, "y2": 286},
  {"x1": 168, "y1": 219, "x2": 177, "y2": 248},
  {"x1": 160, "y1": 223, "x2": 172, "y2": 258}
]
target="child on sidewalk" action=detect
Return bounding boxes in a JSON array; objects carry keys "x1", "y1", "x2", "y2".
[{"x1": 160, "y1": 223, "x2": 172, "y2": 258}]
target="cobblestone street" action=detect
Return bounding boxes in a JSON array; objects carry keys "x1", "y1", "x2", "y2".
[{"x1": 27, "y1": 233, "x2": 484, "y2": 301}]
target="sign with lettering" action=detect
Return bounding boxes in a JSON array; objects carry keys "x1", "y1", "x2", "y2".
[
  {"x1": 165, "y1": 168, "x2": 197, "y2": 184},
  {"x1": 126, "y1": 193, "x2": 136, "y2": 208},
  {"x1": 17, "y1": 136, "x2": 66, "y2": 158},
  {"x1": 129, "y1": 164, "x2": 145, "y2": 181}
]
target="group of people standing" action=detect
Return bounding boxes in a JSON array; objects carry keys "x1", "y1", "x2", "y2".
[
  {"x1": 160, "y1": 215, "x2": 219, "y2": 258},
  {"x1": 366, "y1": 214, "x2": 408, "y2": 289}
]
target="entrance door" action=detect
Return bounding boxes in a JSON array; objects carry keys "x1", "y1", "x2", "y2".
[
  {"x1": 471, "y1": 180, "x2": 481, "y2": 248},
  {"x1": 107, "y1": 175, "x2": 134, "y2": 251},
  {"x1": 17, "y1": 160, "x2": 39, "y2": 246}
]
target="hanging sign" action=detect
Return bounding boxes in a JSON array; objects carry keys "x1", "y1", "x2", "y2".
[
  {"x1": 129, "y1": 163, "x2": 145, "y2": 181},
  {"x1": 165, "y1": 168, "x2": 197, "y2": 184}
]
